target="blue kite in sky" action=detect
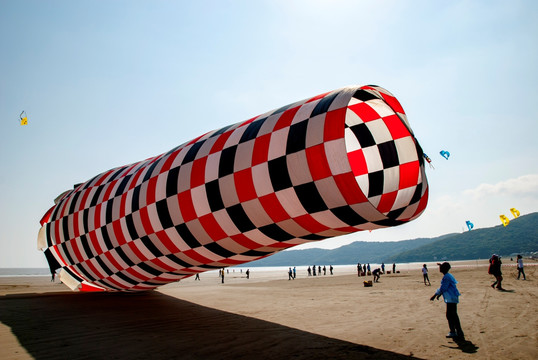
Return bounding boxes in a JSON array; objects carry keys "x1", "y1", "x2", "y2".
[{"x1": 465, "y1": 220, "x2": 474, "y2": 231}]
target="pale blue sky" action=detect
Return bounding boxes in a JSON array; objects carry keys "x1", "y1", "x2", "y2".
[{"x1": 1, "y1": 0, "x2": 537, "y2": 267}]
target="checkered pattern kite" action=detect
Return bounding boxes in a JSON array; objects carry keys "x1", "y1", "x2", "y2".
[{"x1": 38, "y1": 85, "x2": 429, "y2": 292}]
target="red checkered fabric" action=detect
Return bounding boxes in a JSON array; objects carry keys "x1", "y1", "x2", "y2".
[{"x1": 39, "y1": 85, "x2": 428, "y2": 291}]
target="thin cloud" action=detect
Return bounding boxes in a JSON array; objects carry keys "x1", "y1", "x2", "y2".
[{"x1": 463, "y1": 174, "x2": 538, "y2": 199}]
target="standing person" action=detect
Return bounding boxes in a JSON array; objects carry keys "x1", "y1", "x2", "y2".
[
  {"x1": 313, "y1": 265, "x2": 316, "y2": 276},
  {"x1": 393, "y1": 263, "x2": 396, "y2": 273},
  {"x1": 363, "y1": 264, "x2": 366, "y2": 274},
  {"x1": 430, "y1": 262, "x2": 464, "y2": 339},
  {"x1": 357, "y1": 263, "x2": 361, "y2": 277},
  {"x1": 307, "y1": 266, "x2": 311, "y2": 276},
  {"x1": 293, "y1": 266, "x2": 297, "y2": 279},
  {"x1": 246, "y1": 269, "x2": 250, "y2": 279},
  {"x1": 318, "y1": 265, "x2": 321, "y2": 275},
  {"x1": 367, "y1": 263, "x2": 371, "y2": 273},
  {"x1": 422, "y1": 264, "x2": 431, "y2": 286},
  {"x1": 381, "y1": 263, "x2": 385, "y2": 273},
  {"x1": 330, "y1": 265, "x2": 333, "y2": 275},
  {"x1": 323, "y1": 266, "x2": 326, "y2": 275},
  {"x1": 488, "y1": 254, "x2": 504, "y2": 290},
  {"x1": 221, "y1": 268, "x2": 225, "y2": 284},
  {"x1": 517, "y1": 255, "x2": 526, "y2": 280}
]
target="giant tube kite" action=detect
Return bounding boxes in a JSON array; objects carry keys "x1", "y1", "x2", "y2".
[{"x1": 37, "y1": 85, "x2": 429, "y2": 292}]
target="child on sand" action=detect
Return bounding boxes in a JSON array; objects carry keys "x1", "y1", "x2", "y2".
[
  {"x1": 517, "y1": 255, "x2": 526, "y2": 280},
  {"x1": 430, "y1": 262, "x2": 464, "y2": 339},
  {"x1": 422, "y1": 264, "x2": 431, "y2": 286}
]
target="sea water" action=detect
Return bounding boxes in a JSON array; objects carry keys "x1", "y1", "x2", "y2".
[
  {"x1": 0, "y1": 268, "x2": 51, "y2": 277},
  {"x1": 0, "y1": 260, "x2": 486, "y2": 278}
]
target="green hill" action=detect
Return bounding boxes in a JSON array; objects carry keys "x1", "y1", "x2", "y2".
[
  {"x1": 247, "y1": 212, "x2": 538, "y2": 266},
  {"x1": 249, "y1": 236, "x2": 448, "y2": 266},
  {"x1": 388, "y1": 212, "x2": 538, "y2": 262}
]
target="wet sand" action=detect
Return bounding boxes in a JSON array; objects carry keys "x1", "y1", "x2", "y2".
[{"x1": 1, "y1": 260, "x2": 536, "y2": 359}]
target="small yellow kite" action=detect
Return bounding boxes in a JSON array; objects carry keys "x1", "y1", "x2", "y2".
[{"x1": 20, "y1": 111, "x2": 28, "y2": 126}]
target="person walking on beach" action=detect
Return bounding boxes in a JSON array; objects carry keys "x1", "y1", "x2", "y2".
[
  {"x1": 195, "y1": 273, "x2": 200, "y2": 281},
  {"x1": 488, "y1": 254, "x2": 504, "y2": 290},
  {"x1": 288, "y1": 267, "x2": 293, "y2": 280},
  {"x1": 422, "y1": 264, "x2": 431, "y2": 286},
  {"x1": 221, "y1": 268, "x2": 225, "y2": 283},
  {"x1": 517, "y1": 255, "x2": 526, "y2": 280},
  {"x1": 308, "y1": 266, "x2": 312, "y2": 276},
  {"x1": 246, "y1": 269, "x2": 250, "y2": 279},
  {"x1": 430, "y1": 262, "x2": 464, "y2": 340},
  {"x1": 293, "y1": 266, "x2": 296, "y2": 279}
]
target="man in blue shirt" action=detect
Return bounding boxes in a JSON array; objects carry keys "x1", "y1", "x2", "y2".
[{"x1": 430, "y1": 262, "x2": 464, "y2": 339}]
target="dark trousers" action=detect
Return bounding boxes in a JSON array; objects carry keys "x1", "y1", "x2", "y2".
[
  {"x1": 517, "y1": 268, "x2": 526, "y2": 280},
  {"x1": 446, "y1": 303, "x2": 463, "y2": 336}
]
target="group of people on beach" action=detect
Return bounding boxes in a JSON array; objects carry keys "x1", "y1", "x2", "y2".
[
  {"x1": 488, "y1": 253, "x2": 527, "y2": 290},
  {"x1": 355, "y1": 262, "x2": 396, "y2": 279},
  {"x1": 214, "y1": 268, "x2": 250, "y2": 283},
  {"x1": 207, "y1": 253, "x2": 529, "y2": 344},
  {"x1": 306, "y1": 265, "x2": 333, "y2": 276},
  {"x1": 429, "y1": 254, "x2": 528, "y2": 341}
]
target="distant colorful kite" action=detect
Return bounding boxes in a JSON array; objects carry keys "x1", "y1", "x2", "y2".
[
  {"x1": 510, "y1": 208, "x2": 520, "y2": 218},
  {"x1": 499, "y1": 215, "x2": 510, "y2": 227},
  {"x1": 20, "y1": 111, "x2": 27, "y2": 126},
  {"x1": 465, "y1": 220, "x2": 474, "y2": 231},
  {"x1": 37, "y1": 85, "x2": 429, "y2": 292},
  {"x1": 423, "y1": 153, "x2": 434, "y2": 169},
  {"x1": 440, "y1": 150, "x2": 450, "y2": 160}
]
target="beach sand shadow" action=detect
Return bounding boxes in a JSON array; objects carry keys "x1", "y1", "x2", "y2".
[
  {"x1": 1, "y1": 291, "x2": 419, "y2": 360},
  {"x1": 442, "y1": 338, "x2": 479, "y2": 354}
]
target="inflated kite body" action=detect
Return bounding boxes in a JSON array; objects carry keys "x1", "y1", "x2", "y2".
[{"x1": 38, "y1": 85, "x2": 428, "y2": 291}]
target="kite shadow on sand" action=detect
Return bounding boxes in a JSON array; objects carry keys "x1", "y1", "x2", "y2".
[{"x1": 1, "y1": 291, "x2": 419, "y2": 360}]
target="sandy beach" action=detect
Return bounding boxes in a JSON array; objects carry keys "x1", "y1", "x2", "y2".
[{"x1": 1, "y1": 260, "x2": 536, "y2": 359}]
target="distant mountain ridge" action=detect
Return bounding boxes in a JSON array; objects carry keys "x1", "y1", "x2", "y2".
[{"x1": 248, "y1": 212, "x2": 538, "y2": 266}]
